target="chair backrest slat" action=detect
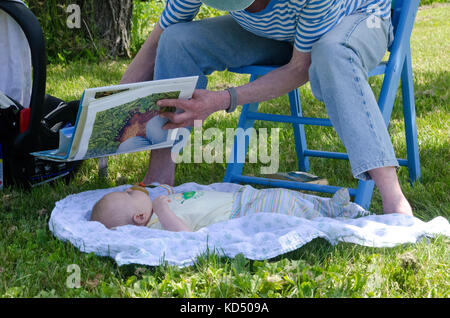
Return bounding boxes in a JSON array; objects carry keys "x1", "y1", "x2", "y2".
[
  {"x1": 388, "y1": 0, "x2": 420, "y2": 52},
  {"x1": 391, "y1": 0, "x2": 403, "y2": 34}
]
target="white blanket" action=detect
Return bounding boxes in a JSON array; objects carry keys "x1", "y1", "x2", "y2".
[{"x1": 49, "y1": 182, "x2": 450, "y2": 268}]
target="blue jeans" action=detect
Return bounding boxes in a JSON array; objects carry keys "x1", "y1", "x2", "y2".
[{"x1": 154, "y1": 14, "x2": 397, "y2": 181}]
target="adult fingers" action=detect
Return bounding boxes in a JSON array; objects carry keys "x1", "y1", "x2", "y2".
[
  {"x1": 157, "y1": 98, "x2": 189, "y2": 111},
  {"x1": 160, "y1": 111, "x2": 191, "y2": 124}
]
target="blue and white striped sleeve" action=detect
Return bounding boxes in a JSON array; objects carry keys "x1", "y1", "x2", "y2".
[
  {"x1": 158, "y1": 0, "x2": 203, "y2": 29},
  {"x1": 294, "y1": 0, "x2": 343, "y2": 52}
]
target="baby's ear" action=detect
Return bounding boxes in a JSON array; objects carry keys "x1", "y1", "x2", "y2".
[{"x1": 132, "y1": 213, "x2": 150, "y2": 226}]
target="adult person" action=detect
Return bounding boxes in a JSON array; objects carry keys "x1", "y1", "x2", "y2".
[{"x1": 120, "y1": 0, "x2": 413, "y2": 215}]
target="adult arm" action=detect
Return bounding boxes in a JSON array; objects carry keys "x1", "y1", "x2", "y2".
[
  {"x1": 121, "y1": 0, "x2": 202, "y2": 84},
  {"x1": 120, "y1": 23, "x2": 164, "y2": 84},
  {"x1": 158, "y1": 49, "x2": 312, "y2": 129}
]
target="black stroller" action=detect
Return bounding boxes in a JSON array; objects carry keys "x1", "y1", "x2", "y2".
[{"x1": 0, "y1": 0, "x2": 81, "y2": 188}]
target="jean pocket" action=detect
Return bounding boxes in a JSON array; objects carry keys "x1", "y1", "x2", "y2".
[
  {"x1": 388, "y1": 20, "x2": 395, "y2": 48},
  {"x1": 344, "y1": 14, "x2": 390, "y2": 72}
]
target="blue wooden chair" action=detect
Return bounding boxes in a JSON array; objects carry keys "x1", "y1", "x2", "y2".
[{"x1": 224, "y1": 0, "x2": 421, "y2": 210}]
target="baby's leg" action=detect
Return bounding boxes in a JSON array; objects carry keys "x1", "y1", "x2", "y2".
[
  {"x1": 306, "y1": 188, "x2": 370, "y2": 218},
  {"x1": 234, "y1": 186, "x2": 368, "y2": 219}
]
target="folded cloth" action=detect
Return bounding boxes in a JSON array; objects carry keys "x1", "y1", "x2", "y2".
[{"x1": 48, "y1": 182, "x2": 450, "y2": 268}]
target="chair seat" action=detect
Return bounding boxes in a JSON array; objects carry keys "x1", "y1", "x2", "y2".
[{"x1": 229, "y1": 61, "x2": 387, "y2": 78}]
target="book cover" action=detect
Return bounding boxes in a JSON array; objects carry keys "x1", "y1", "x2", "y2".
[
  {"x1": 265, "y1": 171, "x2": 329, "y2": 185},
  {"x1": 31, "y1": 76, "x2": 198, "y2": 161}
]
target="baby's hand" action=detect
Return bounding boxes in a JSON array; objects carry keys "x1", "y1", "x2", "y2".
[{"x1": 153, "y1": 195, "x2": 171, "y2": 213}]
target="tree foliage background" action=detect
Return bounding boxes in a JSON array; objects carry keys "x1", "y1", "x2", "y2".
[
  {"x1": 23, "y1": 0, "x2": 447, "y2": 64},
  {"x1": 25, "y1": 0, "x2": 134, "y2": 63},
  {"x1": 23, "y1": 0, "x2": 222, "y2": 63}
]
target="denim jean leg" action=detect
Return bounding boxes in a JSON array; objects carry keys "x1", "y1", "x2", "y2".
[
  {"x1": 154, "y1": 15, "x2": 293, "y2": 153},
  {"x1": 309, "y1": 13, "x2": 398, "y2": 181},
  {"x1": 154, "y1": 15, "x2": 293, "y2": 90}
]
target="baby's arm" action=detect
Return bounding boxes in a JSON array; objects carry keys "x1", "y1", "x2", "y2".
[{"x1": 153, "y1": 196, "x2": 191, "y2": 232}]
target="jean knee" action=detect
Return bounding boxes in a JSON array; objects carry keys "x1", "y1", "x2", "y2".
[
  {"x1": 309, "y1": 40, "x2": 347, "y2": 101},
  {"x1": 311, "y1": 39, "x2": 351, "y2": 73},
  {"x1": 157, "y1": 23, "x2": 192, "y2": 56},
  {"x1": 155, "y1": 22, "x2": 213, "y2": 87}
]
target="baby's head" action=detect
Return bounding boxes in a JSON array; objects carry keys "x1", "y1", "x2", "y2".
[{"x1": 90, "y1": 186, "x2": 153, "y2": 229}]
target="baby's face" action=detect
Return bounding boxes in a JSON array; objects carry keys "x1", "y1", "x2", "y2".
[{"x1": 93, "y1": 187, "x2": 153, "y2": 228}]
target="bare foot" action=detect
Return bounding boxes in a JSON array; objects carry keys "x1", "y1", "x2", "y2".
[
  {"x1": 381, "y1": 192, "x2": 413, "y2": 216},
  {"x1": 368, "y1": 166, "x2": 413, "y2": 216}
]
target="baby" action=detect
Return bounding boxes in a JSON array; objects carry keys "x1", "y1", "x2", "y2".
[
  {"x1": 90, "y1": 184, "x2": 369, "y2": 232},
  {"x1": 91, "y1": 184, "x2": 238, "y2": 231}
]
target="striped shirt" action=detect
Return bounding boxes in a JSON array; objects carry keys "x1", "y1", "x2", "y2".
[{"x1": 159, "y1": 0, "x2": 391, "y2": 52}]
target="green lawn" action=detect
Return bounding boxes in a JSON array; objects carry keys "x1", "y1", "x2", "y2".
[{"x1": 1, "y1": 4, "x2": 449, "y2": 298}]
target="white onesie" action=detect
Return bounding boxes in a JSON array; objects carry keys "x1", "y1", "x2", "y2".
[{"x1": 147, "y1": 190, "x2": 235, "y2": 231}]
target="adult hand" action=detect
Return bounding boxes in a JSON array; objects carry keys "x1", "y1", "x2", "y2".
[{"x1": 157, "y1": 89, "x2": 230, "y2": 129}]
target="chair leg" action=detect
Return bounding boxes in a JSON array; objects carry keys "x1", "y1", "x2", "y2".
[
  {"x1": 224, "y1": 74, "x2": 260, "y2": 182},
  {"x1": 378, "y1": 59, "x2": 404, "y2": 126},
  {"x1": 354, "y1": 179, "x2": 375, "y2": 210},
  {"x1": 288, "y1": 89, "x2": 310, "y2": 172},
  {"x1": 401, "y1": 48, "x2": 421, "y2": 184},
  {"x1": 98, "y1": 157, "x2": 108, "y2": 178},
  {"x1": 224, "y1": 101, "x2": 259, "y2": 182}
]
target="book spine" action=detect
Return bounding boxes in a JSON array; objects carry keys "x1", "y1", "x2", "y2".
[{"x1": 0, "y1": 143, "x2": 4, "y2": 190}]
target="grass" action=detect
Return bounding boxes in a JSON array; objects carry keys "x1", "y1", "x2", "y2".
[{"x1": 1, "y1": 5, "x2": 449, "y2": 298}]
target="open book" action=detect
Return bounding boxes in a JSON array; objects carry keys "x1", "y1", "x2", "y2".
[{"x1": 32, "y1": 76, "x2": 198, "y2": 161}]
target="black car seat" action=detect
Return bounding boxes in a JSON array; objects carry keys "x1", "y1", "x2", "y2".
[{"x1": 0, "y1": 0, "x2": 81, "y2": 188}]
